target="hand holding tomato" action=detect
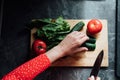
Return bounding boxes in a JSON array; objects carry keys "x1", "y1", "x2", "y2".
[
  {"x1": 32, "y1": 39, "x2": 46, "y2": 56},
  {"x1": 87, "y1": 19, "x2": 102, "y2": 35}
]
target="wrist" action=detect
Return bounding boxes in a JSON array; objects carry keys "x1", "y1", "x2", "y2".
[
  {"x1": 54, "y1": 45, "x2": 66, "y2": 57},
  {"x1": 45, "y1": 46, "x2": 65, "y2": 63}
]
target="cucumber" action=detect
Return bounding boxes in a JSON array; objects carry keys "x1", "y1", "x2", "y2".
[
  {"x1": 70, "y1": 21, "x2": 85, "y2": 32},
  {"x1": 82, "y1": 42, "x2": 96, "y2": 51},
  {"x1": 86, "y1": 35, "x2": 96, "y2": 44},
  {"x1": 82, "y1": 35, "x2": 96, "y2": 51},
  {"x1": 71, "y1": 21, "x2": 96, "y2": 51}
]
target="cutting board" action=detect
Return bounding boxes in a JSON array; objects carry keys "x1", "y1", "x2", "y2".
[{"x1": 31, "y1": 20, "x2": 108, "y2": 67}]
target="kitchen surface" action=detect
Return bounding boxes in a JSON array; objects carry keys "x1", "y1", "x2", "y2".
[{"x1": 0, "y1": 0, "x2": 119, "y2": 80}]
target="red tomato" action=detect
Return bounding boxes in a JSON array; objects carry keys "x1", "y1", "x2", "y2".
[
  {"x1": 87, "y1": 19, "x2": 102, "y2": 35},
  {"x1": 32, "y1": 39, "x2": 46, "y2": 55}
]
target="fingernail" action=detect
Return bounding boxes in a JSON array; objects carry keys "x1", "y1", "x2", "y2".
[
  {"x1": 84, "y1": 48, "x2": 88, "y2": 51},
  {"x1": 86, "y1": 48, "x2": 88, "y2": 51},
  {"x1": 91, "y1": 76, "x2": 94, "y2": 79},
  {"x1": 87, "y1": 37, "x2": 89, "y2": 40}
]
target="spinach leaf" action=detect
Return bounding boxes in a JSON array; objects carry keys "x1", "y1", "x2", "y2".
[{"x1": 33, "y1": 17, "x2": 71, "y2": 50}]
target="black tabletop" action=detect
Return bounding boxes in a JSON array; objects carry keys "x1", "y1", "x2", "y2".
[
  {"x1": 116, "y1": 0, "x2": 120, "y2": 78},
  {"x1": 0, "y1": 0, "x2": 3, "y2": 37},
  {"x1": 0, "y1": 0, "x2": 119, "y2": 80}
]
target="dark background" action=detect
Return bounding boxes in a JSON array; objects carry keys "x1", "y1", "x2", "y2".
[{"x1": 0, "y1": 0, "x2": 119, "y2": 80}]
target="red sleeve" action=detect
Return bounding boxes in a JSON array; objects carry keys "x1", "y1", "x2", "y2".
[{"x1": 2, "y1": 54, "x2": 51, "y2": 80}]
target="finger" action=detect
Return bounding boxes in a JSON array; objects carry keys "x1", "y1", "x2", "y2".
[
  {"x1": 88, "y1": 77, "x2": 91, "y2": 80},
  {"x1": 77, "y1": 33, "x2": 86, "y2": 39},
  {"x1": 75, "y1": 47, "x2": 88, "y2": 53},
  {"x1": 88, "y1": 77, "x2": 94, "y2": 80},
  {"x1": 66, "y1": 31, "x2": 79, "y2": 39},
  {"x1": 70, "y1": 31, "x2": 79, "y2": 35},
  {"x1": 78, "y1": 36, "x2": 89, "y2": 45},
  {"x1": 71, "y1": 31, "x2": 84, "y2": 37},
  {"x1": 69, "y1": 31, "x2": 87, "y2": 40},
  {"x1": 96, "y1": 77, "x2": 101, "y2": 80},
  {"x1": 91, "y1": 76, "x2": 95, "y2": 80}
]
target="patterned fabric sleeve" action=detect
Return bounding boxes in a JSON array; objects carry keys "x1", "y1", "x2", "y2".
[{"x1": 2, "y1": 54, "x2": 51, "y2": 80}]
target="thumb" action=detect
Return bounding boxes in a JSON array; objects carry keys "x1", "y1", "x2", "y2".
[
  {"x1": 88, "y1": 76, "x2": 95, "y2": 80},
  {"x1": 75, "y1": 47, "x2": 88, "y2": 53},
  {"x1": 96, "y1": 77, "x2": 101, "y2": 80}
]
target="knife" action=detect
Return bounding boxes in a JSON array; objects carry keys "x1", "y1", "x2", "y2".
[{"x1": 90, "y1": 50, "x2": 104, "y2": 77}]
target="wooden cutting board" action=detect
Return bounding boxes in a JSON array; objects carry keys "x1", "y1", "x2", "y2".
[{"x1": 31, "y1": 20, "x2": 108, "y2": 67}]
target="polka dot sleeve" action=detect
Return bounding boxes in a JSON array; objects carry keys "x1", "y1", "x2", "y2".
[{"x1": 2, "y1": 54, "x2": 51, "y2": 80}]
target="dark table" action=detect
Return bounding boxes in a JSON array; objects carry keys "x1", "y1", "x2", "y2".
[{"x1": 0, "y1": 0, "x2": 119, "y2": 80}]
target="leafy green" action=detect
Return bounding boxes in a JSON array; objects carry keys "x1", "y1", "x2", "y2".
[{"x1": 34, "y1": 16, "x2": 71, "y2": 50}]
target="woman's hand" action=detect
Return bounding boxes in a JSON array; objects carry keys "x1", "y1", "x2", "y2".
[
  {"x1": 45, "y1": 31, "x2": 89, "y2": 62},
  {"x1": 57, "y1": 31, "x2": 89, "y2": 56},
  {"x1": 88, "y1": 76, "x2": 101, "y2": 80}
]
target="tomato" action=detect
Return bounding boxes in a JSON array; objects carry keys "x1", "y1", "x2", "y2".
[
  {"x1": 87, "y1": 19, "x2": 102, "y2": 35},
  {"x1": 32, "y1": 39, "x2": 46, "y2": 55}
]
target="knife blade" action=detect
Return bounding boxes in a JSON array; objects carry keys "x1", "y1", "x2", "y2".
[{"x1": 90, "y1": 50, "x2": 104, "y2": 77}]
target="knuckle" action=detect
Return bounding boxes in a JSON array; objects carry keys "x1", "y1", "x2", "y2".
[
  {"x1": 74, "y1": 39, "x2": 80, "y2": 44},
  {"x1": 67, "y1": 34, "x2": 72, "y2": 38}
]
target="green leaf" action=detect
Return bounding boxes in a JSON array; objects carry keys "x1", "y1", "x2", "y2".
[
  {"x1": 55, "y1": 16, "x2": 64, "y2": 24},
  {"x1": 42, "y1": 24, "x2": 57, "y2": 32},
  {"x1": 33, "y1": 16, "x2": 71, "y2": 50},
  {"x1": 39, "y1": 18, "x2": 52, "y2": 23}
]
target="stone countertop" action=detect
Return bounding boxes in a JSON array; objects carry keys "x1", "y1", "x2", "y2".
[{"x1": 0, "y1": 0, "x2": 119, "y2": 80}]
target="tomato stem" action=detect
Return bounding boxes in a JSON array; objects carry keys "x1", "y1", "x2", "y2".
[{"x1": 38, "y1": 46, "x2": 43, "y2": 49}]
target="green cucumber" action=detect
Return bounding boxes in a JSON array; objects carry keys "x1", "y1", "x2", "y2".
[
  {"x1": 70, "y1": 21, "x2": 96, "y2": 51},
  {"x1": 82, "y1": 42, "x2": 96, "y2": 51},
  {"x1": 86, "y1": 36, "x2": 96, "y2": 44},
  {"x1": 70, "y1": 21, "x2": 85, "y2": 32}
]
